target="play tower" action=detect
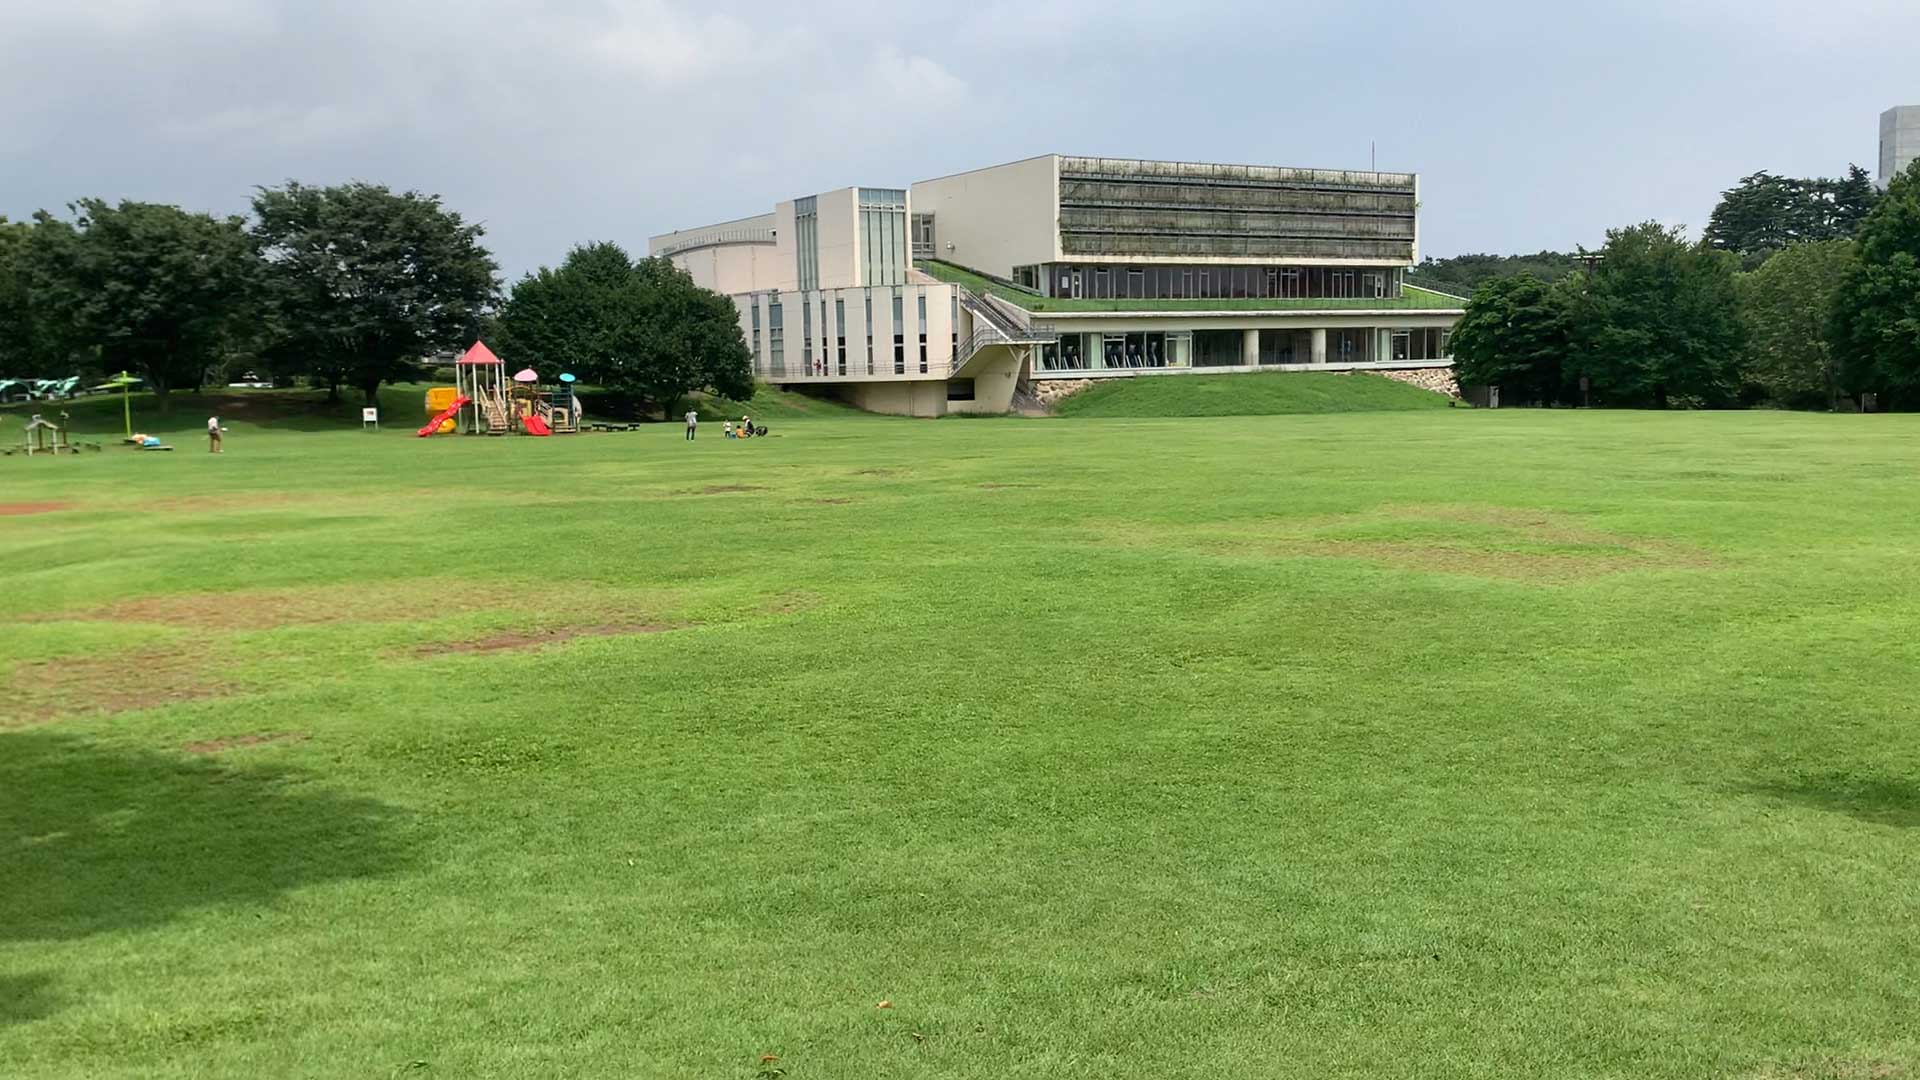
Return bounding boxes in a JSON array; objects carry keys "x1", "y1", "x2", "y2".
[{"x1": 454, "y1": 341, "x2": 510, "y2": 435}]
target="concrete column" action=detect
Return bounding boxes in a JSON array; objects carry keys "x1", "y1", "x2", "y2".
[
  {"x1": 1241, "y1": 328, "x2": 1260, "y2": 367},
  {"x1": 1311, "y1": 328, "x2": 1327, "y2": 365}
]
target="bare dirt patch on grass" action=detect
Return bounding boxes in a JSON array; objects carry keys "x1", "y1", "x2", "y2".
[
  {"x1": 852, "y1": 468, "x2": 899, "y2": 477},
  {"x1": 979, "y1": 483, "x2": 1036, "y2": 490},
  {"x1": 182, "y1": 731, "x2": 308, "y2": 754},
  {"x1": 407, "y1": 622, "x2": 675, "y2": 658},
  {"x1": 2, "y1": 645, "x2": 235, "y2": 725},
  {"x1": 0, "y1": 501, "x2": 73, "y2": 516},
  {"x1": 686, "y1": 485, "x2": 769, "y2": 496},
  {"x1": 806, "y1": 497, "x2": 856, "y2": 505}
]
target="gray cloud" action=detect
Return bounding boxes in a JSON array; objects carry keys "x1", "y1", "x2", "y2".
[{"x1": 4, "y1": 0, "x2": 1918, "y2": 278}]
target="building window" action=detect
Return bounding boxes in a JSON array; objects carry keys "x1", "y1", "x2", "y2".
[
  {"x1": 865, "y1": 294, "x2": 875, "y2": 375},
  {"x1": 917, "y1": 294, "x2": 928, "y2": 374},
  {"x1": 750, "y1": 299, "x2": 762, "y2": 367},
  {"x1": 768, "y1": 298, "x2": 784, "y2": 376},
  {"x1": 1128, "y1": 267, "x2": 1144, "y2": 299},
  {"x1": 861, "y1": 188, "x2": 908, "y2": 287},
  {"x1": 950, "y1": 293, "x2": 958, "y2": 362},
  {"x1": 1439, "y1": 328, "x2": 1453, "y2": 357},
  {"x1": 820, "y1": 298, "x2": 829, "y2": 375},
  {"x1": 794, "y1": 196, "x2": 818, "y2": 291},
  {"x1": 801, "y1": 300, "x2": 813, "y2": 373},
  {"x1": 835, "y1": 298, "x2": 847, "y2": 375},
  {"x1": 892, "y1": 291, "x2": 905, "y2": 375},
  {"x1": 1094, "y1": 267, "x2": 1110, "y2": 298},
  {"x1": 947, "y1": 379, "x2": 975, "y2": 402},
  {"x1": 911, "y1": 213, "x2": 935, "y2": 260}
]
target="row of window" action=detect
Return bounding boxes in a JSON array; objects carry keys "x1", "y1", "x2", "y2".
[
  {"x1": 749, "y1": 289, "x2": 945, "y2": 378},
  {"x1": 1012, "y1": 262, "x2": 1408, "y2": 302},
  {"x1": 1037, "y1": 327, "x2": 1451, "y2": 371}
]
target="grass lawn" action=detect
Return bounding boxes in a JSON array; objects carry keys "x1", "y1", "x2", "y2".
[
  {"x1": 3, "y1": 399, "x2": 1918, "y2": 1078},
  {"x1": 1055, "y1": 371, "x2": 1453, "y2": 418}
]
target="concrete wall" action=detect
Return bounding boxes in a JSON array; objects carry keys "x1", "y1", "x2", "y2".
[
  {"x1": 1882, "y1": 106, "x2": 1920, "y2": 186},
  {"x1": 944, "y1": 347, "x2": 1022, "y2": 414},
  {"x1": 669, "y1": 243, "x2": 784, "y2": 295},
  {"x1": 735, "y1": 283, "x2": 960, "y2": 381},
  {"x1": 910, "y1": 155, "x2": 1059, "y2": 276},
  {"x1": 840, "y1": 380, "x2": 947, "y2": 417},
  {"x1": 816, "y1": 187, "x2": 861, "y2": 289}
]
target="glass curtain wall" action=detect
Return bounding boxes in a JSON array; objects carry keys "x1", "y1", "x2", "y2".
[
  {"x1": 860, "y1": 189, "x2": 907, "y2": 287},
  {"x1": 1038, "y1": 331, "x2": 1191, "y2": 371},
  {"x1": 794, "y1": 197, "x2": 819, "y2": 291}
]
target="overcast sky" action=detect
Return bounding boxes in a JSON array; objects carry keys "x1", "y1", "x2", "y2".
[{"x1": 5, "y1": 0, "x2": 1917, "y2": 280}]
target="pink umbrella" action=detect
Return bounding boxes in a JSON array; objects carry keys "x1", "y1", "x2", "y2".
[{"x1": 512, "y1": 368, "x2": 539, "y2": 383}]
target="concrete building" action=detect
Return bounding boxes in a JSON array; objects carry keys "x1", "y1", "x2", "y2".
[
  {"x1": 1881, "y1": 106, "x2": 1920, "y2": 188},
  {"x1": 651, "y1": 155, "x2": 1466, "y2": 416}
]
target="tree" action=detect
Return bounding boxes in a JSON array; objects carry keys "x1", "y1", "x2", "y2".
[
  {"x1": 25, "y1": 200, "x2": 260, "y2": 411},
  {"x1": 1737, "y1": 239, "x2": 1855, "y2": 409},
  {"x1": 1568, "y1": 223, "x2": 1746, "y2": 408},
  {"x1": 1706, "y1": 167, "x2": 1880, "y2": 267},
  {"x1": 496, "y1": 247, "x2": 752, "y2": 418},
  {"x1": 1406, "y1": 251, "x2": 1579, "y2": 297},
  {"x1": 1448, "y1": 273, "x2": 1574, "y2": 404},
  {"x1": 252, "y1": 182, "x2": 499, "y2": 404},
  {"x1": 1831, "y1": 159, "x2": 1920, "y2": 410}
]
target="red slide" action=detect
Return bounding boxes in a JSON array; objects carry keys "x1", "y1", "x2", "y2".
[
  {"x1": 522, "y1": 413, "x2": 551, "y2": 436},
  {"x1": 417, "y1": 395, "x2": 470, "y2": 437}
]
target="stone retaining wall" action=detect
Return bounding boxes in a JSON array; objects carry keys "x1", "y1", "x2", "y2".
[
  {"x1": 1030, "y1": 379, "x2": 1094, "y2": 407},
  {"x1": 1371, "y1": 366, "x2": 1460, "y2": 398}
]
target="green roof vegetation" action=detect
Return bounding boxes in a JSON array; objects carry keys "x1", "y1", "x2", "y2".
[
  {"x1": 1052, "y1": 370, "x2": 1454, "y2": 418},
  {"x1": 917, "y1": 259, "x2": 1469, "y2": 313}
]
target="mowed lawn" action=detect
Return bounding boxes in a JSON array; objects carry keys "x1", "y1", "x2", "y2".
[{"x1": 2, "y1": 404, "x2": 1918, "y2": 1079}]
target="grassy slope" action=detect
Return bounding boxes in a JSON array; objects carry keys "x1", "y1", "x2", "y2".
[
  {"x1": 918, "y1": 259, "x2": 1468, "y2": 312},
  {"x1": 1055, "y1": 371, "x2": 1453, "y2": 418},
  {"x1": 3, "y1": 411, "x2": 1920, "y2": 1078}
]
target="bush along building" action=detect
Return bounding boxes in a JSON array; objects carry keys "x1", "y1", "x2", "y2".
[{"x1": 650, "y1": 155, "x2": 1466, "y2": 416}]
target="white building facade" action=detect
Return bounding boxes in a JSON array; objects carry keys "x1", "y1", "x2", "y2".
[{"x1": 651, "y1": 156, "x2": 1465, "y2": 416}]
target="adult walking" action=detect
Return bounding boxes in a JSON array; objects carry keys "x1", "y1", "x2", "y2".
[
  {"x1": 207, "y1": 414, "x2": 224, "y2": 454},
  {"x1": 684, "y1": 408, "x2": 698, "y2": 440}
]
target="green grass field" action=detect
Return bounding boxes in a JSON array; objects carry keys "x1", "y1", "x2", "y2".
[
  {"x1": 3, "y1": 392, "x2": 1918, "y2": 1079},
  {"x1": 1055, "y1": 371, "x2": 1453, "y2": 417}
]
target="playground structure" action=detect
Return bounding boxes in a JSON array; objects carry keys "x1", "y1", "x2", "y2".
[
  {"x1": 3, "y1": 412, "x2": 103, "y2": 456},
  {"x1": 420, "y1": 341, "x2": 583, "y2": 438}
]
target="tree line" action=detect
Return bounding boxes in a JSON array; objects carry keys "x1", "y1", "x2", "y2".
[
  {"x1": 0, "y1": 186, "x2": 750, "y2": 417},
  {"x1": 1452, "y1": 160, "x2": 1919, "y2": 410}
]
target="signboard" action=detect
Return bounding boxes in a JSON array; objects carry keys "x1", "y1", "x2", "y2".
[{"x1": 362, "y1": 407, "x2": 379, "y2": 429}]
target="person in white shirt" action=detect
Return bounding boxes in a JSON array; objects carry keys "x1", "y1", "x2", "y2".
[
  {"x1": 684, "y1": 409, "x2": 698, "y2": 440},
  {"x1": 207, "y1": 416, "x2": 223, "y2": 454}
]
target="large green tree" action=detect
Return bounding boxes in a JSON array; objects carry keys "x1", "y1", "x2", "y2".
[
  {"x1": 1567, "y1": 223, "x2": 1746, "y2": 408},
  {"x1": 252, "y1": 182, "x2": 499, "y2": 404},
  {"x1": 1737, "y1": 239, "x2": 1855, "y2": 409},
  {"x1": 1830, "y1": 160, "x2": 1920, "y2": 410},
  {"x1": 1448, "y1": 273, "x2": 1575, "y2": 404},
  {"x1": 24, "y1": 200, "x2": 259, "y2": 410},
  {"x1": 496, "y1": 247, "x2": 752, "y2": 418}
]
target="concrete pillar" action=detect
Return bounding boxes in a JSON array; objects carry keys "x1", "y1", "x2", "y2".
[
  {"x1": 1311, "y1": 328, "x2": 1327, "y2": 365},
  {"x1": 1241, "y1": 328, "x2": 1260, "y2": 367}
]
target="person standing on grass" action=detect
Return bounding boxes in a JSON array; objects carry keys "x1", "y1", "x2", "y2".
[
  {"x1": 684, "y1": 408, "x2": 698, "y2": 440},
  {"x1": 207, "y1": 415, "x2": 223, "y2": 454}
]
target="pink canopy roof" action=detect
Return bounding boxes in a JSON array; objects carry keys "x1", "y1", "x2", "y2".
[
  {"x1": 457, "y1": 341, "x2": 502, "y2": 365},
  {"x1": 512, "y1": 368, "x2": 538, "y2": 383}
]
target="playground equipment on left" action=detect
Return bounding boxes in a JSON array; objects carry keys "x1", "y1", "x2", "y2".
[{"x1": 419, "y1": 342, "x2": 582, "y2": 438}]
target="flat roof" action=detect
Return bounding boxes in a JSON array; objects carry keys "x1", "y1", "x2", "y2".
[{"x1": 913, "y1": 153, "x2": 1416, "y2": 187}]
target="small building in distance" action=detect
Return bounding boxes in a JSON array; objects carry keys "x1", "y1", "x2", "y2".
[{"x1": 651, "y1": 155, "x2": 1466, "y2": 417}]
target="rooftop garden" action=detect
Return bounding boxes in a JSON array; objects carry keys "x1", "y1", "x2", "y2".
[{"x1": 916, "y1": 260, "x2": 1469, "y2": 313}]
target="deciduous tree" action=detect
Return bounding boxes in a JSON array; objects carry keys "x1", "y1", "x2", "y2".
[
  {"x1": 24, "y1": 201, "x2": 259, "y2": 410},
  {"x1": 496, "y1": 247, "x2": 752, "y2": 417},
  {"x1": 1449, "y1": 274, "x2": 1574, "y2": 404},
  {"x1": 1568, "y1": 223, "x2": 1746, "y2": 408},
  {"x1": 1737, "y1": 239, "x2": 1855, "y2": 409},
  {"x1": 252, "y1": 182, "x2": 499, "y2": 404},
  {"x1": 1831, "y1": 160, "x2": 1920, "y2": 410}
]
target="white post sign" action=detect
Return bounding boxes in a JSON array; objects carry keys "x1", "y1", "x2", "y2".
[{"x1": 362, "y1": 407, "x2": 379, "y2": 429}]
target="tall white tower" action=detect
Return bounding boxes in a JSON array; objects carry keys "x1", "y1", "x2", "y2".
[{"x1": 1881, "y1": 106, "x2": 1920, "y2": 188}]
